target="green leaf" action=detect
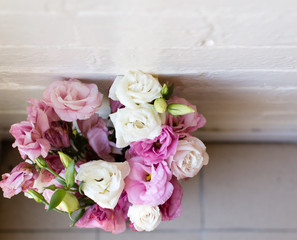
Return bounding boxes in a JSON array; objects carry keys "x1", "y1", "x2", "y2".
[
  {"x1": 79, "y1": 198, "x2": 95, "y2": 207},
  {"x1": 68, "y1": 212, "x2": 74, "y2": 221},
  {"x1": 46, "y1": 185, "x2": 58, "y2": 191},
  {"x1": 48, "y1": 189, "x2": 66, "y2": 211},
  {"x1": 78, "y1": 181, "x2": 84, "y2": 195},
  {"x1": 70, "y1": 209, "x2": 86, "y2": 227},
  {"x1": 65, "y1": 160, "x2": 75, "y2": 188},
  {"x1": 56, "y1": 178, "x2": 67, "y2": 186}
]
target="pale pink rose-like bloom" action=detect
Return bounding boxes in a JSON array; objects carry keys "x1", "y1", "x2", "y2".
[
  {"x1": 76, "y1": 192, "x2": 130, "y2": 234},
  {"x1": 160, "y1": 177, "x2": 183, "y2": 221},
  {"x1": 78, "y1": 114, "x2": 112, "y2": 161},
  {"x1": 168, "y1": 136, "x2": 209, "y2": 180},
  {"x1": 27, "y1": 98, "x2": 59, "y2": 135},
  {"x1": 130, "y1": 126, "x2": 178, "y2": 164},
  {"x1": 10, "y1": 121, "x2": 51, "y2": 160},
  {"x1": 44, "y1": 121, "x2": 70, "y2": 148},
  {"x1": 0, "y1": 162, "x2": 38, "y2": 198},
  {"x1": 166, "y1": 96, "x2": 206, "y2": 137},
  {"x1": 43, "y1": 79, "x2": 103, "y2": 122},
  {"x1": 125, "y1": 156, "x2": 173, "y2": 206}
]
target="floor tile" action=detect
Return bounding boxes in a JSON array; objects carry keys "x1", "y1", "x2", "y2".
[
  {"x1": 204, "y1": 232, "x2": 297, "y2": 240},
  {"x1": 0, "y1": 194, "x2": 76, "y2": 230},
  {"x1": 100, "y1": 231, "x2": 200, "y2": 240},
  {"x1": 204, "y1": 143, "x2": 297, "y2": 229},
  {"x1": 0, "y1": 232, "x2": 96, "y2": 240},
  {"x1": 158, "y1": 175, "x2": 201, "y2": 230}
]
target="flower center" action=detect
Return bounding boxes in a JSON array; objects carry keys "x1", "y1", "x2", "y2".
[
  {"x1": 153, "y1": 140, "x2": 162, "y2": 149},
  {"x1": 134, "y1": 120, "x2": 145, "y2": 128},
  {"x1": 146, "y1": 173, "x2": 151, "y2": 181}
]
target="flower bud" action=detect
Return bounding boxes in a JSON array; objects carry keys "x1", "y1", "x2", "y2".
[
  {"x1": 160, "y1": 84, "x2": 169, "y2": 96},
  {"x1": 35, "y1": 157, "x2": 48, "y2": 169},
  {"x1": 57, "y1": 192, "x2": 80, "y2": 213},
  {"x1": 154, "y1": 98, "x2": 167, "y2": 113},
  {"x1": 27, "y1": 189, "x2": 45, "y2": 203},
  {"x1": 58, "y1": 152, "x2": 73, "y2": 168},
  {"x1": 167, "y1": 103, "x2": 195, "y2": 116}
]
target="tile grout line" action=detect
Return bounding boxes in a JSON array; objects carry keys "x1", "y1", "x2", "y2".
[{"x1": 199, "y1": 168, "x2": 206, "y2": 240}]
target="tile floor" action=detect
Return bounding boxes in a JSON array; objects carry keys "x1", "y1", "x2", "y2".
[{"x1": 0, "y1": 141, "x2": 297, "y2": 240}]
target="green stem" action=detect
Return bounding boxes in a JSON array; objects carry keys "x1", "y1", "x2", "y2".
[
  {"x1": 46, "y1": 168, "x2": 65, "y2": 181},
  {"x1": 53, "y1": 208, "x2": 67, "y2": 214},
  {"x1": 68, "y1": 189, "x2": 78, "y2": 193}
]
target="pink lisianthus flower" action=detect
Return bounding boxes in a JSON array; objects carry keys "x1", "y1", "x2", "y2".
[
  {"x1": 125, "y1": 156, "x2": 173, "y2": 206},
  {"x1": 130, "y1": 126, "x2": 178, "y2": 164},
  {"x1": 43, "y1": 79, "x2": 103, "y2": 122},
  {"x1": 128, "y1": 221, "x2": 138, "y2": 232},
  {"x1": 109, "y1": 99, "x2": 124, "y2": 113},
  {"x1": 44, "y1": 121, "x2": 70, "y2": 148},
  {"x1": 10, "y1": 121, "x2": 51, "y2": 160},
  {"x1": 27, "y1": 98, "x2": 59, "y2": 135},
  {"x1": 78, "y1": 114, "x2": 112, "y2": 161},
  {"x1": 160, "y1": 177, "x2": 183, "y2": 221},
  {"x1": 45, "y1": 155, "x2": 65, "y2": 175},
  {"x1": 76, "y1": 192, "x2": 130, "y2": 234},
  {"x1": 0, "y1": 162, "x2": 38, "y2": 198},
  {"x1": 166, "y1": 96, "x2": 206, "y2": 137}
]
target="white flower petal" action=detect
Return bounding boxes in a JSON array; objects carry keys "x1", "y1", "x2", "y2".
[{"x1": 76, "y1": 160, "x2": 130, "y2": 209}]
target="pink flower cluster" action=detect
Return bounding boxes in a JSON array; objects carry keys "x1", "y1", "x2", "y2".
[
  {"x1": 0, "y1": 72, "x2": 209, "y2": 234},
  {"x1": 9, "y1": 79, "x2": 103, "y2": 161}
]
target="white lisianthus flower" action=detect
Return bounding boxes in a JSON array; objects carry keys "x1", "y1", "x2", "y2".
[
  {"x1": 109, "y1": 70, "x2": 162, "y2": 109},
  {"x1": 168, "y1": 136, "x2": 209, "y2": 180},
  {"x1": 109, "y1": 104, "x2": 162, "y2": 148},
  {"x1": 76, "y1": 160, "x2": 130, "y2": 209},
  {"x1": 128, "y1": 205, "x2": 162, "y2": 231}
]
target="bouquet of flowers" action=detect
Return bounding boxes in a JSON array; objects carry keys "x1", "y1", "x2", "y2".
[{"x1": 0, "y1": 70, "x2": 209, "y2": 233}]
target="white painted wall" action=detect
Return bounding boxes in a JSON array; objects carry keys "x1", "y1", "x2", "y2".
[{"x1": 0, "y1": 0, "x2": 297, "y2": 141}]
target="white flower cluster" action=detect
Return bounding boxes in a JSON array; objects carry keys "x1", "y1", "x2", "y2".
[{"x1": 109, "y1": 70, "x2": 164, "y2": 148}]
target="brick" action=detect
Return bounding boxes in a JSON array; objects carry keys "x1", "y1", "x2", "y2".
[{"x1": 0, "y1": 15, "x2": 76, "y2": 45}]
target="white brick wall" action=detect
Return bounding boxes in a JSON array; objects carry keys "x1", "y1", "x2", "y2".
[{"x1": 0, "y1": 0, "x2": 297, "y2": 141}]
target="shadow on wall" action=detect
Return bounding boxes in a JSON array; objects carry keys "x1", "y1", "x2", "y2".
[
  {"x1": 1, "y1": 71, "x2": 297, "y2": 142},
  {"x1": 160, "y1": 73, "x2": 297, "y2": 142}
]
